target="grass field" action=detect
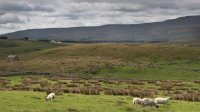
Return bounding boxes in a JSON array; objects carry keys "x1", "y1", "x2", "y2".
[
  {"x1": 0, "y1": 91, "x2": 200, "y2": 112},
  {"x1": 0, "y1": 75, "x2": 199, "y2": 112}
]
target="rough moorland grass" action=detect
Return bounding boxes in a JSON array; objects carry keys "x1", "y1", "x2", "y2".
[
  {"x1": 26, "y1": 43, "x2": 200, "y2": 61},
  {"x1": 94, "y1": 61, "x2": 200, "y2": 80},
  {"x1": 0, "y1": 91, "x2": 199, "y2": 112},
  {"x1": 0, "y1": 41, "x2": 199, "y2": 80}
]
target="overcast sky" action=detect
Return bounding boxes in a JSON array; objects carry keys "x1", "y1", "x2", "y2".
[{"x1": 0, "y1": 0, "x2": 200, "y2": 34}]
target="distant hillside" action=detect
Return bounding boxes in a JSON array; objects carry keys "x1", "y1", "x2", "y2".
[
  {"x1": 0, "y1": 39, "x2": 62, "y2": 57},
  {"x1": 2, "y1": 15, "x2": 200, "y2": 41}
]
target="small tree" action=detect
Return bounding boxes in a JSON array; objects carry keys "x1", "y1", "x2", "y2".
[
  {"x1": 0, "y1": 36, "x2": 8, "y2": 39},
  {"x1": 24, "y1": 37, "x2": 29, "y2": 40}
]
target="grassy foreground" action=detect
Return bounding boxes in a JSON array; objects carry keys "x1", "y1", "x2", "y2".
[{"x1": 0, "y1": 91, "x2": 200, "y2": 112}]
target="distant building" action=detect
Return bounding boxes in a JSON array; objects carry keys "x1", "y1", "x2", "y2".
[
  {"x1": 7, "y1": 55, "x2": 19, "y2": 62},
  {"x1": 50, "y1": 39, "x2": 62, "y2": 44}
]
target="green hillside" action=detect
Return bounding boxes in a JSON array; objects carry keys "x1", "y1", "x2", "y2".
[
  {"x1": 0, "y1": 39, "x2": 63, "y2": 58},
  {"x1": 0, "y1": 40, "x2": 199, "y2": 80}
]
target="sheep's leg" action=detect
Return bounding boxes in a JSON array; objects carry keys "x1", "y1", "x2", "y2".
[{"x1": 142, "y1": 104, "x2": 145, "y2": 108}]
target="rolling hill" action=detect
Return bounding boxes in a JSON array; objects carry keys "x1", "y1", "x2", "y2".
[
  {"x1": 1, "y1": 15, "x2": 200, "y2": 41},
  {"x1": 0, "y1": 40, "x2": 200, "y2": 79}
]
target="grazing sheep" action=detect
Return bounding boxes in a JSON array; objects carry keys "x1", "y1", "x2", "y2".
[
  {"x1": 155, "y1": 97, "x2": 170, "y2": 105},
  {"x1": 145, "y1": 100, "x2": 159, "y2": 108},
  {"x1": 133, "y1": 98, "x2": 143, "y2": 105},
  {"x1": 142, "y1": 98, "x2": 159, "y2": 108},
  {"x1": 46, "y1": 93, "x2": 55, "y2": 102},
  {"x1": 141, "y1": 98, "x2": 149, "y2": 105}
]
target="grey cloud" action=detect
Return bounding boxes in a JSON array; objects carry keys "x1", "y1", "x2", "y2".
[
  {"x1": 0, "y1": 14, "x2": 24, "y2": 24},
  {"x1": 0, "y1": 12, "x2": 5, "y2": 15},
  {"x1": 0, "y1": 0, "x2": 200, "y2": 34},
  {"x1": 68, "y1": 0, "x2": 200, "y2": 11},
  {"x1": 0, "y1": 2, "x2": 32, "y2": 11},
  {"x1": 0, "y1": 23, "x2": 19, "y2": 29},
  {"x1": 0, "y1": 2, "x2": 55, "y2": 12},
  {"x1": 33, "y1": 5, "x2": 55, "y2": 12}
]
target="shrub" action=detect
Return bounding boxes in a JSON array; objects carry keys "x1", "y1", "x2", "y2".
[
  {"x1": 159, "y1": 82, "x2": 172, "y2": 90},
  {"x1": 173, "y1": 93, "x2": 200, "y2": 102},
  {"x1": 0, "y1": 36, "x2": 8, "y2": 39},
  {"x1": 147, "y1": 80, "x2": 157, "y2": 84},
  {"x1": 194, "y1": 80, "x2": 200, "y2": 84},
  {"x1": 84, "y1": 83, "x2": 91, "y2": 87},
  {"x1": 66, "y1": 83, "x2": 79, "y2": 87},
  {"x1": 71, "y1": 80, "x2": 85, "y2": 84},
  {"x1": 130, "y1": 80, "x2": 145, "y2": 85}
]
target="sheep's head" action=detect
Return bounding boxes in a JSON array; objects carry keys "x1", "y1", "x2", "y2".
[{"x1": 45, "y1": 97, "x2": 48, "y2": 101}]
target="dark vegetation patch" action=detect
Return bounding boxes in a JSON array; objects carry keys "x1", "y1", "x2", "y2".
[{"x1": 67, "y1": 108, "x2": 80, "y2": 112}]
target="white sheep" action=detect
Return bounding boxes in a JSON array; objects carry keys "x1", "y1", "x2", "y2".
[
  {"x1": 142, "y1": 98, "x2": 159, "y2": 108},
  {"x1": 46, "y1": 93, "x2": 55, "y2": 102},
  {"x1": 155, "y1": 97, "x2": 170, "y2": 105},
  {"x1": 149, "y1": 100, "x2": 159, "y2": 108},
  {"x1": 141, "y1": 98, "x2": 149, "y2": 105},
  {"x1": 133, "y1": 98, "x2": 143, "y2": 105}
]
